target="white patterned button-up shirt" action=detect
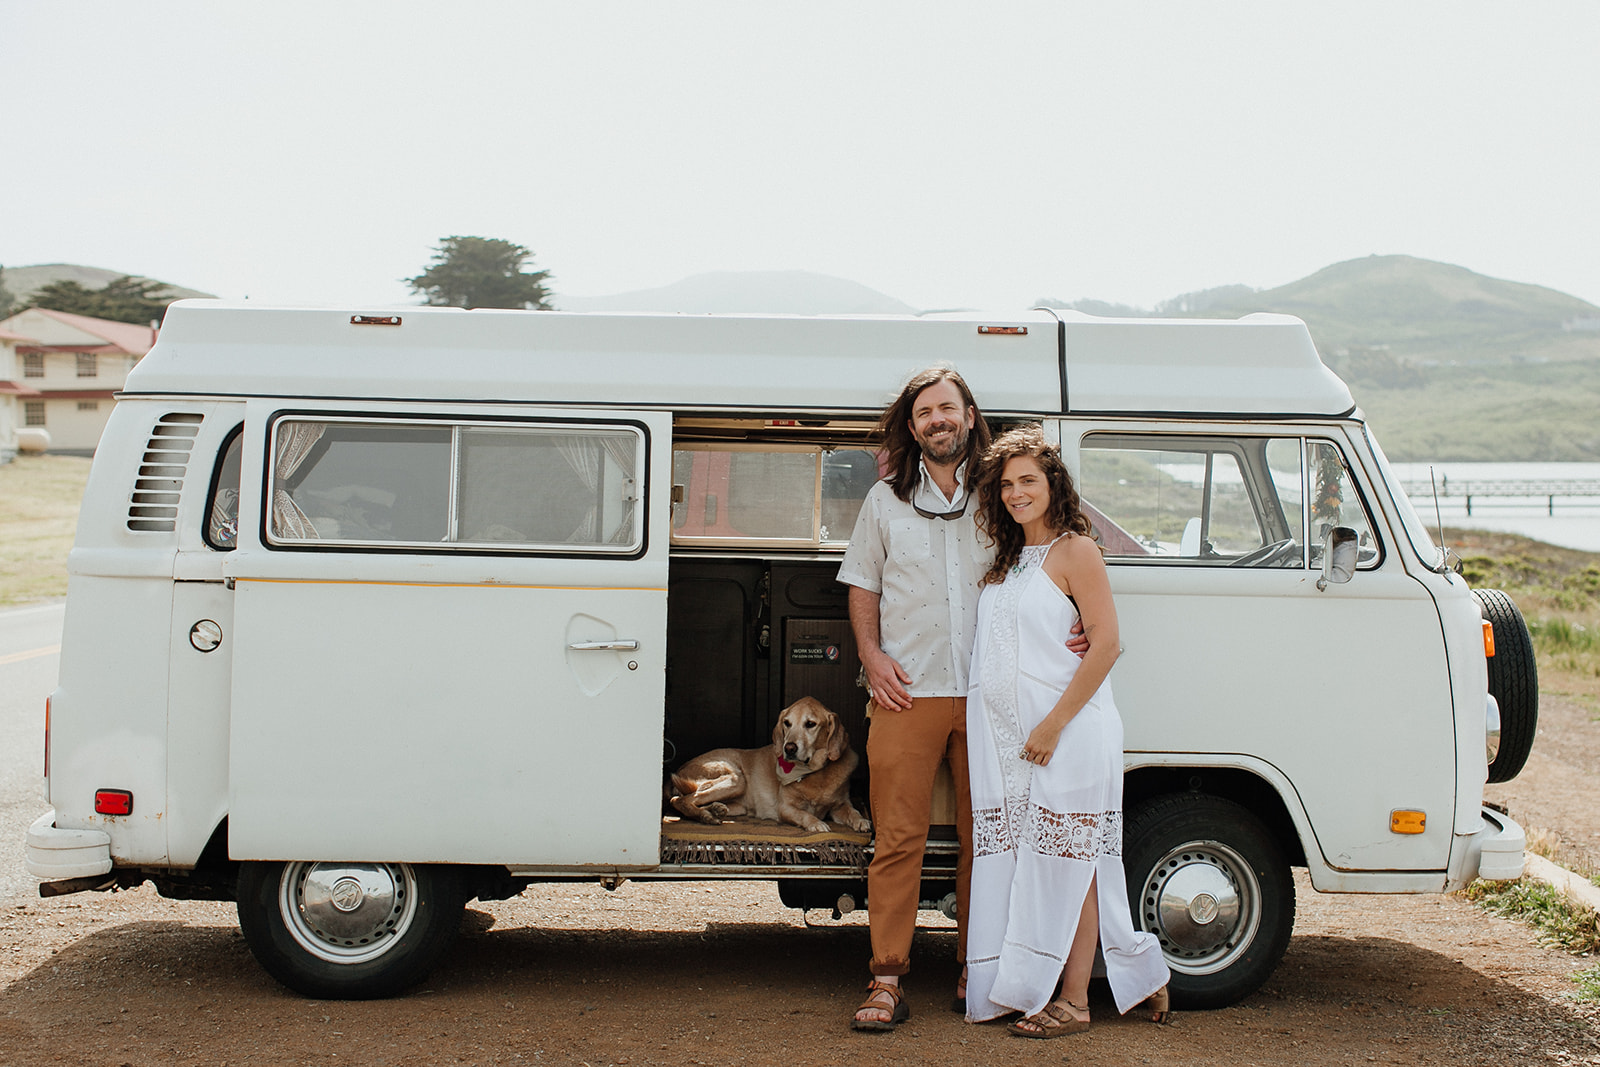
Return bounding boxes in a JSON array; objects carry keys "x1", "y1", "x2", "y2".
[{"x1": 837, "y1": 460, "x2": 994, "y2": 698}]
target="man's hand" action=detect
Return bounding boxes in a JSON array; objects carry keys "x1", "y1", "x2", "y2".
[
  {"x1": 862, "y1": 649, "x2": 914, "y2": 711},
  {"x1": 1065, "y1": 617, "x2": 1089, "y2": 657}
]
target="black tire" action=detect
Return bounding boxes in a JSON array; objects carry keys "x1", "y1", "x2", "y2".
[
  {"x1": 1474, "y1": 588, "x2": 1538, "y2": 783},
  {"x1": 1123, "y1": 794, "x2": 1294, "y2": 1010},
  {"x1": 236, "y1": 860, "x2": 464, "y2": 999}
]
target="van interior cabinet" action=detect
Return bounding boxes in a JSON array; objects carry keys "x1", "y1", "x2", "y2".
[{"x1": 664, "y1": 558, "x2": 866, "y2": 788}]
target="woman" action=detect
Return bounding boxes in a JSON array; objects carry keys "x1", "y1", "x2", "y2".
[{"x1": 964, "y1": 426, "x2": 1170, "y2": 1037}]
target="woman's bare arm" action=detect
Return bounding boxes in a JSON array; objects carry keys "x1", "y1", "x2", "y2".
[{"x1": 1021, "y1": 534, "x2": 1121, "y2": 766}]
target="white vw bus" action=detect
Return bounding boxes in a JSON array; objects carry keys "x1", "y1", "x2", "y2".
[{"x1": 27, "y1": 301, "x2": 1533, "y2": 1004}]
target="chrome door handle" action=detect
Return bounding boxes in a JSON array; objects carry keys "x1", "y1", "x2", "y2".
[{"x1": 568, "y1": 640, "x2": 640, "y2": 652}]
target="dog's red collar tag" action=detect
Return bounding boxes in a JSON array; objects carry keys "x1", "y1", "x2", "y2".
[{"x1": 777, "y1": 756, "x2": 796, "y2": 775}]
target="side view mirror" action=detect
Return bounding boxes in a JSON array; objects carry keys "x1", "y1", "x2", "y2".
[{"x1": 1317, "y1": 526, "x2": 1359, "y2": 590}]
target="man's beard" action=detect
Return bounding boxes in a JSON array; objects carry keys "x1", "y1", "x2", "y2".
[{"x1": 917, "y1": 422, "x2": 969, "y2": 464}]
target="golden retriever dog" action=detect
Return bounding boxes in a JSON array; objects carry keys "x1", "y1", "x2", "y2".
[{"x1": 669, "y1": 697, "x2": 870, "y2": 834}]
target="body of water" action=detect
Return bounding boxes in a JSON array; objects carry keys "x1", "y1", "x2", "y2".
[{"x1": 1387, "y1": 461, "x2": 1600, "y2": 552}]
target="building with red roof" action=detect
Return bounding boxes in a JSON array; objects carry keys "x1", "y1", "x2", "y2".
[{"x1": 0, "y1": 308, "x2": 157, "y2": 455}]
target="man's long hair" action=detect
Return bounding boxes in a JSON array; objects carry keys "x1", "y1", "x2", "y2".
[
  {"x1": 974, "y1": 426, "x2": 1092, "y2": 586},
  {"x1": 878, "y1": 366, "x2": 991, "y2": 503}
]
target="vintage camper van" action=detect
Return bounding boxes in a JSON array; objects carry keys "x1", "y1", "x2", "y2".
[{"x1": 27, "y1": 301, "x2": 1534, "y2": 1004}]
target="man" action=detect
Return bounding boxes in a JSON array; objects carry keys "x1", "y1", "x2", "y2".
[
  {"x1": 841, "y1": 367, "x2": 1091, "y2": 1029},
  {"x1": 836, "y1": 366, "x2": 992, "y2": 1031}
]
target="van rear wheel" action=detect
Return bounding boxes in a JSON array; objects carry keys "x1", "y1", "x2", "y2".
[
  {"x1": 236, "y1": 860, "x2": 463, "y2": 999},
  {"x1": 1124, "y1": 794, "x2": 1294, "y2": 1009}
]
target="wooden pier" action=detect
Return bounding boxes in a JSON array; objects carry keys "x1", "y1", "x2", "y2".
[{"x1": 1397, "y1": 479, "x2": 1600, "y2": 516}]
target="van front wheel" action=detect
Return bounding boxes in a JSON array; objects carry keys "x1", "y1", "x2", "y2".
[
  {"x1": 236, "y1": 860, "x2": 463, "y2": 999},
  {"x1": 1123, "y1": 794, "x2": 1294, "y2": 1009}
]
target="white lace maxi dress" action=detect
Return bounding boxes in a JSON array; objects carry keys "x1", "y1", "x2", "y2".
[{"x1": 965, "y1": 540, "x2": 1169, "y2": 1022}]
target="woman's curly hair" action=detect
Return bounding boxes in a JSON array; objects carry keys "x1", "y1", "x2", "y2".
[{"x1": 974, "y1": 426, "x2": 1091, "y2": 587}]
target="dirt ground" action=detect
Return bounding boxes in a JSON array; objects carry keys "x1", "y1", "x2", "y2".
[
  {"x1": 3, "y1": 707, "x2": 1597, "y2": 1065},
  {"x1": 1, "y1": 869, "x2": 1597, "y2": 1067},
  {"x1": 1488, "y1": 686, "x2": 1600, "y2": 877}
]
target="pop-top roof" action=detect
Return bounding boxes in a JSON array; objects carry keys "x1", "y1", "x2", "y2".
[{"x1": 123, "y1": 301, "x2": 1355, "y2": 418}]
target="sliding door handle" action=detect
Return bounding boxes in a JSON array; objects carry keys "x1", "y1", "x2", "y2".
[{"x1": 568, "y1": 640, "x2": 640, "y2": 652}]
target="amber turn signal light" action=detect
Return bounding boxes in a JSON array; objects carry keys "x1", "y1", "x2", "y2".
[
  {"x1": 1483, "y1": 620, "x2": 1496, "y2": 658},
  {"x1": 1390, "y1": 810, "x2": 1426, "y2": 834},
  {"x1": 94, "y1": 789, "x2": 133, "y2": 816}
]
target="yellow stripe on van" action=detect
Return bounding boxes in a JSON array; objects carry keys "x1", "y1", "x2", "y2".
[{"x1": 233, "y1": 578, "x2": 667, "y2": 592}]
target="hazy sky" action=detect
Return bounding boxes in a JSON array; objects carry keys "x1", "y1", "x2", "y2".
[{"x1": 3, "y1": 2, "x2": 1596, "y2": 311}]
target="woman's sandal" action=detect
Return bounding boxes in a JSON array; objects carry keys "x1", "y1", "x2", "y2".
[
  {"x1": 950, "y1": 966, "x2": 967, "y2": 1014},
  {"x1": 1006, "y1": 998, "x2": 1090, "y2": 1039},
  {"x1": 1141, "y1": 986, "x2": 1174, "y2": 1024},
  {"x1": 850, "y1": 979, "x2": 910, "y2": 1032}
]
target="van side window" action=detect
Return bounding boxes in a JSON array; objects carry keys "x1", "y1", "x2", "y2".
[
  {"x1": 204, "y1": 426, "x2": 244, "y2": 550},
  {"x1": 266, "y1": 418, "x2": 643, "y2": 553},
  {"x1": 1078, "y1": 434, "x2": 1378, "y2": 568}
]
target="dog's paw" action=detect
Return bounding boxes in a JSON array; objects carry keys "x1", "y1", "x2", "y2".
[
  {"x1": 849, "y1": 816, "x2": 872, "y2": 832},
  {"x1": 706, "y1": 802, "x2": 731, "y2": 819},
  {"x1": 800, "y1": 818, "x2": 830, "y2": 834}
]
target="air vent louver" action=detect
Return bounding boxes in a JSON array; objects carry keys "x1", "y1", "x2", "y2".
[{"x1": 126, "y1": 412, "x2": 203, "y2": 532}]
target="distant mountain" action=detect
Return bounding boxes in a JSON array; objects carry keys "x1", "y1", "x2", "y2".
[
  {"x1": 556, "y1": 270, "x2": 918, "y2": 316},
  {"x1": 1214, "y1": 256, "x2": 1600, "y2": 363},
  {"x1": 1, "y1": 263, "x2": 214, "y2": 303},
  {"x1": 1045, "y1": 255, "x2": 1600, "y2": 367},
  {"x1": 1045, "y1": 256, "x2": 1600, "y2": 461}
]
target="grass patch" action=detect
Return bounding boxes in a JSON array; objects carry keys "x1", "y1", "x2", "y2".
[
  {"x1": 1447, "y1": 528, "x2": 1600, "y2": 682},
  {"x1": 1463, "y1": 876, "x2": 1600, "y2": 1002},
  {"x1": 1574, "y1": 965, "x2": 1600, "y2": 1003},
  {"x1": 1461, "y1": 878, "x2": 1600, "y2": 956},
  {"x1": 0, "y1": 454, "x2": 92, "y2": 606}
]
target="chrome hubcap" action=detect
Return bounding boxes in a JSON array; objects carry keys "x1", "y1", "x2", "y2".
[
  {"x1": 1138, "y1": 841, "x2": 1260, "y2": 975},
  {"x1": 279, "y1": 861, "x2": 418, "y2": 964}
]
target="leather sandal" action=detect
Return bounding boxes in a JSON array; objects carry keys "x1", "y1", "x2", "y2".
[
  {"x1": 1142, "y1": 985, "x2": 1174, "y2": 1024},
  {"x1": 1007, "y1": 998, "x2": 1090, "y2": 1039},
  {"x1": 850, "y1": 979, "x2": 910, "y2": 1032},
  {"x1": 950, "y1": 965, "x2": 967, "y2": 1014}
]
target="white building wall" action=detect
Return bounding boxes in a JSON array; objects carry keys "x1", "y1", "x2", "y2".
[
  {"x1": 16, "y1": 350, "x2": 138, "y2": 452},
  {"x1": 38, "y1": 398, "x2": 114, "y2": 450},
  {"x1": 1, "y1": 340, "x2": 21, "y2": 462}
]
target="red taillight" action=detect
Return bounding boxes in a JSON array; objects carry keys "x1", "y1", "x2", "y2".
[
  {"x1": 94, "y1": 789, "x2": 133, "y2": 816},
  {"x1": 43, "y1": 696, "x2": 50, "y2": 779}
]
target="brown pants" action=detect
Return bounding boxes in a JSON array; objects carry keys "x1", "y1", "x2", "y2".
[{"x1": 864, "y1": 696, "x2": 974, "y2": 977}]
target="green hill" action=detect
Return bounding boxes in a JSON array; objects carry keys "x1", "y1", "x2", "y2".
[
  {"x1": 1, "y1": 263, "x2": 214, "y2": 304},
  {"x1": 1203, "y1": 255, "x2": 1600, "y2": 366},
  {"x1": 1048, "y1": 256, "x2": 1600, "y2": 460}
]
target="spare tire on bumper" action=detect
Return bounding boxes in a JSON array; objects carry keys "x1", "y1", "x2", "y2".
[{"x1": 1474, "y1": 588, "x2": 1538, "y2": 783}]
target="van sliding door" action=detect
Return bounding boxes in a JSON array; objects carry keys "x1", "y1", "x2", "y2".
[{"x1": 223, "y1": 403, "x2": 670, "y2": 869}]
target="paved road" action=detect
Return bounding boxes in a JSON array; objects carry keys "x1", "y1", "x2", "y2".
[{"x1": 0, "y1": 601, "x2": 64, "y2": 904}]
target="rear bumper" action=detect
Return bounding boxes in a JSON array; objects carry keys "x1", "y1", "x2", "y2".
[
  {"x1": 25, "y1": 811, "x2": 112, "y2": 880},
  {"x1": 1450, "y1": 805, "x2": 1525, "y2": 888}
]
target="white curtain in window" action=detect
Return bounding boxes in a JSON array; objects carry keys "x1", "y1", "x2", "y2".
[
  {"x1": 600, "y1": 434, "x2": 636, "y2": 545},
  {"x1": 555, "y1": 435, "x2": 601, "y2": 543},
  {"x1": 272, "y1": 422, "x2": 327, "y2": 539}
]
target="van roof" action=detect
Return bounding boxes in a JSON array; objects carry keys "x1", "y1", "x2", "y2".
[{"x1": 125, "y1": 301, "x2": 1355, "y2": 418}]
